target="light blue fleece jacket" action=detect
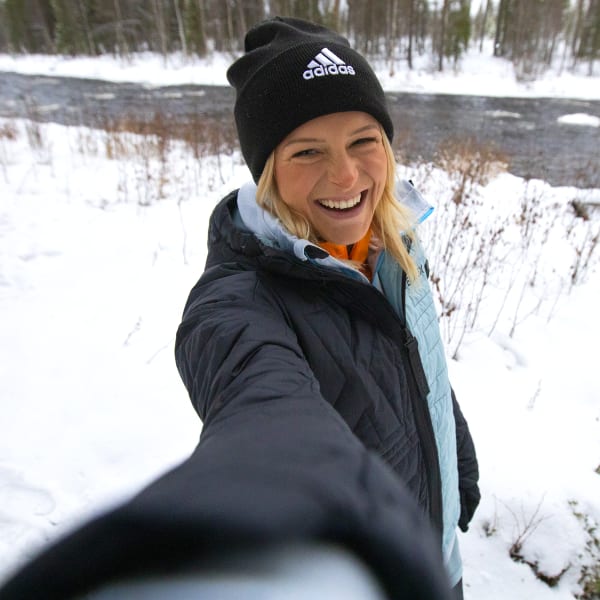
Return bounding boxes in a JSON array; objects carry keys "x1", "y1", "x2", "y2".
[{"x1": 237, "y1": 181, "x2": 462, "y2": 586}]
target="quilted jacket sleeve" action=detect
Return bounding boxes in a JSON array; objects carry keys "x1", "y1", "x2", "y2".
[
  {"x1": 0, "y1": 270, "x2": 454, "y2": 600},
  {"x1": 175, "y1": 270, "x2": 327, "y2": 424},
  {"x1": 451, "y1": 389, "x2": 480, "y2": 532},
  {"x1": 170, "y1": 270, "x2": 454, "y2": 599}
]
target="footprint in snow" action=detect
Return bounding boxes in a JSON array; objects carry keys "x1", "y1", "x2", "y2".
[{"x1": 0, "y1": 467, "x2": 56, "y2": 518}]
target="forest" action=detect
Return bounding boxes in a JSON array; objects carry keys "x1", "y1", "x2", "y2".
[{"x1": 1, "y1": 0, "x2": 599, "y2": 78}]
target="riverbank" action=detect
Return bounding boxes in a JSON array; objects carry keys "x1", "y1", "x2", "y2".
[
  {"x1": 1, "y1": 40, "x2": 599, "y2": 100},
  {"x1": 1, "y1": 70, "x2": 599, "y2": 189}
]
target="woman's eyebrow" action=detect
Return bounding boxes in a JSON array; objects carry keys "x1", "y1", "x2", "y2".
[
  {"x1": 282, "y1": 137, "x2": 323, "y2": 148},
  {"x1": 282, "y1": 124, "x2": 380, "y2": 149},
  {"x1": 350, "y1": 124, "x2": 380, "y2": 135}
]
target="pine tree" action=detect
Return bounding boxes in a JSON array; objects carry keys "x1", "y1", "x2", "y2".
[
  {"x1": 494, "y1": 0, "x2": 512, "y2": 56},
  {"x1": 183, "y1": 0, "x2": 208, "y2": 55},
  {"x1": 438, "y1": 0, "x2": 470, "y2": 70},
  {"x1": 51, "y1": 0, "x2": 93, "y2": 54},
  {"x1": 112, "y1": 0, "x2": 130, "y2": 55},
  {"x1": 4, "y1": 0, "x2": 29, "y2": 51},
  {"x1": 446, "y1": 0, "x2": 470, "y2": 64},
  {"x1": 577, "y1": 0, "x2": 600, "y2": 71}
]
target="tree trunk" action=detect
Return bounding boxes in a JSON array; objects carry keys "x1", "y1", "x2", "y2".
[
  {"x1": 32, "y1": 0, "x2": 55, "y2": 52},
  {"x1": 439, "y1": 0, "x2": 450, "y2": 71},
  {"x1": 113, "y1": 0, "x2": 129, "y2": 55},
  {"x1": 387, "y1": 0, "x2": 396, "y2": 75},
  {"x1": 407, "y1": 0, "x2": 415, "y2": 69},
  {"x1": 237, "y1": 0, "x2": 247, "y2": 45},
  {"x1": 225, "y1": 0, "x2": 234, "y2": 52},
  {"x1": 174, "y1": 0, "x2": 187, "y2": 54},
  {"x1": 76, "y1": 0, "x2": 95, "y2": 54},
  {"x1": 152, "y1": 0, "x2": 168, "y2": 57},
  {"x1": 332, "y1": 0, "x2": 341, "y2": 30},
  {"x1": 193, "y1": 0, "x2": 208, "y2": 55},
  {"x1": 494, "y1": 0, "x2": 509, "y2": 56},
  {"x1": 571, "y1": 0, "x2": 585, "y2": 62},
  {"x1": 479, "y1": 0, "x2": 492, "y2": 52}
]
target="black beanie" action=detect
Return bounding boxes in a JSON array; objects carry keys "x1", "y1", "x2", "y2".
[{"x1": 227, "y1": 16, "x2": 394, "y2": 182}]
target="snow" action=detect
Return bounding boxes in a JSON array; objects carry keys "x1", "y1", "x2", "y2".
[
  {"x1": 0, "y1": 51, "x2": 232, "y2": 87},
  {"x1": 1, "y1": 47, "x2": 600, "y2": 599},
  {"x1": 557, "y1": 113, "x2": 600, "y2": 127},
  {"x1": 1, "y1": 39, "x2": 599, "y2": 99}
]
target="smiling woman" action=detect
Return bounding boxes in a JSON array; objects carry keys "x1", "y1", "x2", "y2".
[
  {"x1": 256, "y1": 113, "x2": 420, "y2": 280},
  {"x1": 188, "y1": 15, "x2": 478, "y2": 598},
  {"x1": 0, "y1": 15, "x2": 479, "y2": 600},
  {"x1": 271, "y1": 112, "x2": 387, "y2": 246}
]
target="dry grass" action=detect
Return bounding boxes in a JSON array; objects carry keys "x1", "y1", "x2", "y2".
[
  {"x1": 0, "y1": 122, "x2": 18, "y2": 141},
  {"x1": 96, "y1": 111, "x2": 238, "y2": 161}
]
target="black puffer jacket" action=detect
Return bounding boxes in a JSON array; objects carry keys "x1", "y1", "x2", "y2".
[
  {"x1": 0, "y1": 190, "x2": 477, "y2": 600},
  {"x1": 177, "y1": 191, "x2": 479, "y2": 534}
]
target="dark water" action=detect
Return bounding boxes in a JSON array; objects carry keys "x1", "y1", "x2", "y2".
[{"x1": 1, "y1": 71, "x2": 599, "y2": 187}]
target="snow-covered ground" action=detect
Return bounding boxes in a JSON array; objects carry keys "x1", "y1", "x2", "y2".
[{"x1": 1, "y1": 48, "x2": 599, "y2": 599}]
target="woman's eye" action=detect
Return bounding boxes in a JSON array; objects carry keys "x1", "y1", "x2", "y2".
[
  {"x1": 292, "y1": 148, "x2": 319, "y2": 158},
  {"x1": 352, "y1": 137, "x2": 378, "y2": 147}
]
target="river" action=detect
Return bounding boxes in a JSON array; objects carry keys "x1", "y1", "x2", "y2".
[{"x1": 1, "y1": 71, "x2": 598, "y2": 187}]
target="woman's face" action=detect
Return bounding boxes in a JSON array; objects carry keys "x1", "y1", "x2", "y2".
[{"x1": 273, "y1": 111, "x2": 388, "y2": 246}]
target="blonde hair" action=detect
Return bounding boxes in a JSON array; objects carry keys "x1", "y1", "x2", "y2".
[{"x1": 256, "y1": 133, "x2": 418, "y2": 282}]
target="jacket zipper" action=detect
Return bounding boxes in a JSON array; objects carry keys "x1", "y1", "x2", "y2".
[
  {"x1": 256, "y1": 250, "x2": 445, "y2": 535},
  {"x1": 290, "y1": 257, "x2": 444, "y2": 536},
  {"x1": 399, "y1": 270, "x2": 443, "y2": 537},
  {"x1": 363, "y1": 248, "x2": 442, "y2": 535}
]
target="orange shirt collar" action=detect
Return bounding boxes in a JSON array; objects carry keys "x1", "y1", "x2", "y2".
[{"x1": 318, "y1": 229, "x2": 371, "y2": 264}]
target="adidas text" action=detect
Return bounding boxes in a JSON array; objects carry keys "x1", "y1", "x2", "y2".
[
  {"x1": 303, "y1": 48, "x2": 356, "y2": 80},
  {"x1": 303, "y1": 64, "x2": 356, "y2": 80}
]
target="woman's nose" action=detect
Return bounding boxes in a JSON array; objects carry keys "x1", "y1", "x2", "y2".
[{"x1": 328, "y1": 153, "x2": 358, "y2": 188}]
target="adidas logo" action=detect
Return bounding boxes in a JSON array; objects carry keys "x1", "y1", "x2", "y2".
[{"x1": 302, "y1": 48, "x2": 356, "y2": 80}]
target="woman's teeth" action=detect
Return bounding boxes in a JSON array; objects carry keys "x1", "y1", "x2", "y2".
[{"x1": 318, "y1": 193, "x2": 362, "y2": 210}]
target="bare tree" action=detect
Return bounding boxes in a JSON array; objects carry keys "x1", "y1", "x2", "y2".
[
  {"x1": 494, "y1": 0, "x2": 511, "y2": 56},
  {"x1": 476, "y1": 0, "x2": 493, "y2": 52},
  {"x1": 407, "y1": 0, "x2": 416, "y2": 69},
  {"x1": 236, "y1": 0, "x2": 247, "y2": 43},
  {"x1": 571, "y1": 0, "x2": 586, "y2": 58},
  {"x1": 577, "y1": 0, "x2": 600, "y2": 74},
  {"x1": 113, "y1": 0, "x2": 129, "y2": 55},
  {"x1": 173, "y1": 0, "x2": 187, "y2": 53},
  {"x1": 151, "y1": 0, "x2": 169, "y2": 57},
  {"x1": 331, "y1": 0, "x2": 342, "y2": 30},
  {"x1": 184, "y1": 0, "x2": 208, "y2": 55},
  {"x1": 438, "y1": 0, "x2": 450, "y2": 70}
]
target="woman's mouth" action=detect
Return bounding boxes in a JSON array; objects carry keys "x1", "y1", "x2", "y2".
[{"x1": 317, "y1": 191, "x2": 365, "y2": 211}]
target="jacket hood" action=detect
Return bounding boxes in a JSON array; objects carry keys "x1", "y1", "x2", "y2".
[
  {"x1": 234, "y1": 179, "x2": 433, "y2": 271},
  {"x1": 236, "y1": 181, "x2": 366, "y2": 279}
]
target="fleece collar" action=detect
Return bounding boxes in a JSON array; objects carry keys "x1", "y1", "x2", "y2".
[
  {"x1": 237, "y1": 181, "x2": 362, "y2": 278},
  {"x1": 236, "y1": 180, "x2": 433, "y2": 280}
]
